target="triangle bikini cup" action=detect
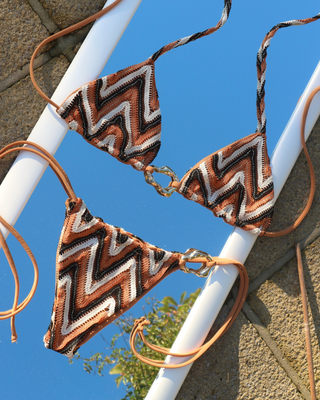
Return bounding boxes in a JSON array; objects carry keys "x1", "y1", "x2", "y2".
[
  {"x1": 30, "y1": 1, "x2": 318, "y2": 237},
  {"x1": 0, "y1": 140, "x2": 248, "y2": 364}
]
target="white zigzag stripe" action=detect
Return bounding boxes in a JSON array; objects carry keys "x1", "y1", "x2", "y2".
[
  {"x1": 149, "y1": 249, "x2": 171, "y2": 275},
  {"x1": 199, "y1": 167, "x2": 248, "y2": 219},
  {"x1": 59, "y1": 64, "x2": 161, "y2": 158},
  {"x1": 80, "y1": 65, "x2": 161, "y2": 156},
  {"x1": 58, "y1": 274, "x2": 116, "y2": 336},
  {"x1": 217, "y1": 135, "x2": 273, "y2": 190},
  {"x1": 109, "y1": 227, "x2": 134, "y2": 256},
  {"x1": 99, "y1": 65, "x2": 160, "y2": 123},
  {"x1": 71, "y1": 201, "x2": 99, "y2": 233},
  {"x1": 178, "y1": 135, "x2": 274, "y2": 222},
  {"x1": 57, "y1": 228, "x2": 138, "y2": 335}
]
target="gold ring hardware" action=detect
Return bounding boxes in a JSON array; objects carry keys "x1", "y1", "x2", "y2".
[
  {"x1": 144, "y1": 165, "x2": 180, "y2": 197},
  {"x1": 179, "y1": 248, "x2": 216, "y2": 278}
]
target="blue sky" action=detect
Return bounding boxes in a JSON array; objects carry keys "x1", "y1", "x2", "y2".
[{"x1": 1, "y1": 1, "x2": 320, "y2": 399}]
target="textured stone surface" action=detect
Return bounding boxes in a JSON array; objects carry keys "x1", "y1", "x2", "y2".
[
  {"x1": 0, "y1": 56, "x2": 69, "y2": 182},
  {"x1": 0, "y1": 0, "x2": 49, "y2": 80},
  {"x1": 245, "y1": 122, "x2": 320, "y2": 281},
  {"x1": 176, "y1": 311, "x2": 304, "y2": 400},
  {"x1": 248, "y1": 236, "x2": 320, "y2": 397},
  {"x1": 39, "y1": 0, "x2": 105, "y2": 29}
]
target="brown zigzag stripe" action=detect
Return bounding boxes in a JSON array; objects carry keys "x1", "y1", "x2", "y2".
[
  {"x1": 178, "y1": 133, "x2": 274, "y2": 234},
  {"x1": 44, "y1": 198, "x2": 181, "y2": 357},
  {"x1": 57, "y1": 59, "x2": 161, "y2": 171}
]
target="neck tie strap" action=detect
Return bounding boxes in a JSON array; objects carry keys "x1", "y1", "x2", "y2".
[
  {"x1": 256, "y1": 13, "x2": 320, "y2": 134},
  {"x1": 150, "y1": 0, "x2": 232, "y2": 61}
]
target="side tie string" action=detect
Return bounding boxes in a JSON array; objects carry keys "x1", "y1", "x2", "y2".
[
  {"x1": 130, "y1": 257, "x2": 248, "y2": 368},
  {"x1": 0, "y1": 215, "x2": 39, "y2": 342},
  {"x1": 264, "y1": 86, "x2": 318, "y2": 237},
  {"x1": 0, "y1": 141, "x2": 77, "y2": 340}
]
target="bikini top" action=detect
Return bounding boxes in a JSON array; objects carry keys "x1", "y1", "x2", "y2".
[
  {"x1": 0, "y1": 140, "x2": 248, "y2": 364},
  {"x1": 30, "y1": 3, "x2": 317, "y2": 236}
]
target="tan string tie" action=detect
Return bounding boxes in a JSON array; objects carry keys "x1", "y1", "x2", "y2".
[
  {"x1": 0, "y1": 141, "x2": 77, "y2": 341},
  {"x1": 264, "y1": 86, "x2": 319, "y2": 237},
  {"x1": 30, "y1": 0, "x2": 123, "y2": 109},
  {"x1": 130, "y1": 255, "x2": 249, "y2": 368}
]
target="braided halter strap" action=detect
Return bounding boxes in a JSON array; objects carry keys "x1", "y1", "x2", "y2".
[
  {"x1": 30, "y1": 1, "x2": 232, "y2": 171},
  {"x1": 130, "y1": 256, "x2": 248, "y2": 369},
  {"x1": 256, "y1": 13, "x2": 320, "y2": 134},
  {"x1": 150, "y1": 0, "x2": 231, "y2": 61},
  {"x1": 0, "y1": 141, "x2": 77, "y2": 342}
]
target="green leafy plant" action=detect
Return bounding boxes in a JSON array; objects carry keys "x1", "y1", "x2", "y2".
[{"x1": 74, "y1": 288, "x2": 201, "y2": 400}]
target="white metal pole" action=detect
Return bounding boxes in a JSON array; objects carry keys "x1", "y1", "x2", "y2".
[
  {"x1": 0, "y1": 0, "x2": 142, "y2": 238},
  {"x1": 145, "y1": 62, "x2": 320, "y2": 400}
]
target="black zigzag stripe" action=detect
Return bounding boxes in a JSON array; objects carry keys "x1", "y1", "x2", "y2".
[
  {"x1": 181, "y1": 168, "x2": 210, "y2": 208},
  {"x1": 47, "y1": 284, "x2": 121, "y2": 352},
  {"x1": 59, "y1": 258, "x2": 122, "y2": 321},
  {"x1": 59, "y1": 228, "x2": 143, "y2": 283},
  {"x1": 236, "y1": 207, "x2": 274, "y2": 228},
  {"x1": 58, "y1": 324, "x2": 98, "y2": 356},
  {"x1": 75, "y1": 93, "x2": 161, "y2": 163},
  {"x1": 211, "y1": 147, "x2": 274, "y2": 200},
  {"x1": 182, "y1": 168, "x2": 273, "y2": 226},
  {"x1": 95, "y1": 76, "x2": 161, "y2": 134}
]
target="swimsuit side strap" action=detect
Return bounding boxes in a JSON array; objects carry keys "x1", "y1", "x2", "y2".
[
  {"x1": 263, "y1": 86, "x2": 318, "y2": 237},
  {"x1": 256, "y1": 13, "x2": 320, "y2": 134},
  {"x1": 30, "y1": 0, "x2": 123, "y2": 109},
  {"x1": 150, "y1": 0, "x2": 232, "y2": 62}
]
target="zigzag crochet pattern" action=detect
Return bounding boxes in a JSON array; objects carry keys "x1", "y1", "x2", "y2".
[
  {"x1": 178, "y1": 132, "x2": 274, "y2": 234},
  {"x1": 57, "y1": 59, "x2": 161, "y2": 171},
  {"x1": 44, "y1": 198, "x2": 181, "y2": 357}
]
